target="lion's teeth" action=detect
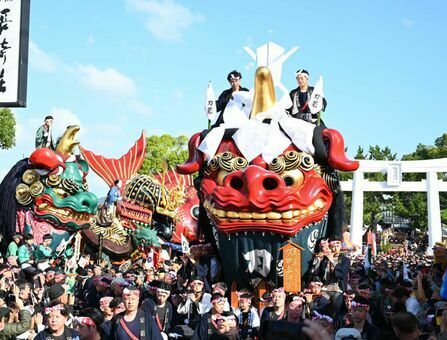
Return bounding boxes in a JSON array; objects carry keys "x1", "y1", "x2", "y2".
[
  {"x1": 266, "y1": 212, "x2": 281, "y2": 220},
  {"x1": 216, "y1": 210, "x2": 226, "y2": 218},
  {"x1": 315, "y1": 199, "x2": 324, "y2": 209},
  {"x1": 227, "y1": 211, "x2": 239, "y2": 218},
  {"x1": 38, "y1": 203, "x2": 48, "y2": 210},
  {"x1": 252, "y1": 212, "x2": 267, "y2": 219},
  {"x1": 239, "y1": 212, "x2": 252, "y2": 219},
  {"x1": 281, "y1": 211, "x2": 293, "y2": 219}
]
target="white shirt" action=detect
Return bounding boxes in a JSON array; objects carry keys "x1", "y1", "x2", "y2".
[{"x1": 406, "y1": 295, "x2": 421, "y2": 315}]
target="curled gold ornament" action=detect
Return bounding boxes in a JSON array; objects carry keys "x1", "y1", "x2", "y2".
[
  {"x1": 46, "y1": 174, "x2": 62, "y2": 187},
  {"x1": 284, "y1": 151, "x2": 301, "y2": 170},
  {"x1": 61, "y1": 178, "x2": 79, "y2": 194},
  {"x1": 300, "y1": 153, "x2": 315, "y2": 171},
  {"x1": 205, "y1": 157, "x2": 220, "y2": 175},
  {"x1": 22, "y1": 170, "x2": 40, "y2": 185},
  {"x1": 30, "y1": 181, "x2": 44, "y2": 197},
  {"x1": 269, "y1": 157, "x2": 286, "y2": 174},
  {"x1": 16, "y1": 183, "x2": 32, "y2": 205},
  {"x1": 82, "y1": 182, "x2": 89, "y2": 191},
  {"x1": 231, "y1": 157, "x2": 248, "y2": 171},
  {"x1": 218, "y1": 152, "x2": 234, "y2": 172}
]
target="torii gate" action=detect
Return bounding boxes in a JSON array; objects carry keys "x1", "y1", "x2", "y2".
[{"x1": 340, "y1": 158, "x2": 447, "y2": 253}]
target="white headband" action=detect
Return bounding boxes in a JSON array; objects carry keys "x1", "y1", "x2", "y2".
[
  {"x1": 312, "y1": 311, "x2": 333, "y2": 323},
  {"x1": 295, "y1": 70, "x2": 309, "y2": 79},
  {"x1": 351, "y1": 301, "x2": 369, "y2": 308}
]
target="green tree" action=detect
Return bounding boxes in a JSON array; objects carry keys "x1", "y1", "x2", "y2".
[
  {"x1": 139, "y1": 134, "x2": 189, "y2": 175},
  {"x1": 399, "y1": 132, "x2": 447, "y2": 228},
  {"x1": 0, "y1": 108, "x2": 16, "y2": 149}
]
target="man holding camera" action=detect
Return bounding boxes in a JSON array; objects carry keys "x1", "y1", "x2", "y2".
[{"x1": 177, "y1": 277, "x2": 212, "y2": 331}]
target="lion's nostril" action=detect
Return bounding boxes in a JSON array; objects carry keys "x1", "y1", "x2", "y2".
[
  {"x1": 230, "y1": 177, "x2": 244, "y2": 191},
  {"x1": 263, "y1": 177, "x2": 278, "y2": 190}
]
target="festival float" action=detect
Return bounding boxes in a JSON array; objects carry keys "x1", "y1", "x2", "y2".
[
  {"x1": 177, "y1": 66, "x2": 359, "y2": 293},
  {"x1": 0, "y1": 126, "x2": 98, "y2": 248},
  {"x1": 79, "y1": 131, "x2": 199, "y2": 259},
  {"x1": 0, "y1": 127, "x2": 200, "y2": 263}
]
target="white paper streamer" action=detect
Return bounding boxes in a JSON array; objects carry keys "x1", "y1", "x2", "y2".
[{"x1": 198, "y1": 91, "x2": 315, "y2": 163}]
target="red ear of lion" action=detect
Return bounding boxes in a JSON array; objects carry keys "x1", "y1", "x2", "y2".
[
  {"x1": 29, "y1": 148, "x2": 66, "y2": 175},
  {"x1": 322, "y1": 128, "x2": 359, "y2": 172},
  {"x1": 176, "y1": 132, "x2": 204, "y2": 174}
]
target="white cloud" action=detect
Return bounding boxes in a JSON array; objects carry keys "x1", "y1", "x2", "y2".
[
  {"x1": 86, "y1": 34, "x2": 95, "y2": 46},
  {"x1": 128, "y1": 99, "x2": 152, "y2": 117},
  {"x1": 127, "y1": 0, "x2": 204, "y2": 42},
  {"x1": 401, "y1": 17, "x2": 415, "y2": 28},
  {"x1": 29, "y1": 41, "x2": 59, "y2": 73},
  {"x1": 76, "y1": 64, "x2": 136, "y2": 98}
]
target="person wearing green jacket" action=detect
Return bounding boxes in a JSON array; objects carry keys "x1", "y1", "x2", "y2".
[
  {"x1": 0, "y1": 285, "x2": 32, "y2": 339},
  {"x1": 34, "y1": 234, "x2": 53, "y2": 271},
  {"x1": 18, "y1": 234, "x2": 36, "y2": 278},
  {"x1": 35, "y1": 115, "x2": 55, "y2": 149},
  {"x1": 6, "y1": 234, "x2": 22, "y2": 259}
]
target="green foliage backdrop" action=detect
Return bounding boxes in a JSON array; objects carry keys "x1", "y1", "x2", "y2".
[
  {"x1": 139, "y1": 134, "x2": 189, "y2": 175},
  {"x1": 0, "y1": 108, "x2": 16, "y2": 149}
]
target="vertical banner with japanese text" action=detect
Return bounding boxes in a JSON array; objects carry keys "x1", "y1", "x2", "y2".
[{"x1": 0, "y1": 0, "x2": 30, "y2": 107}]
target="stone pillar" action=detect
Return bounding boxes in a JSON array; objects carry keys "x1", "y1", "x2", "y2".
[
  {"x1": 350, "y1": 171, "x2": 364, "y2": 253},
  {"x1": 427, "y1": 171, "x2": 442, "y2": 254}
]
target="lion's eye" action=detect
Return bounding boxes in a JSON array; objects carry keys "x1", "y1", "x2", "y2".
[
  {"x1": 53, "y1": 188, "x2": 69, "y2": 198},
  {"x1": 190, "y1": 206, "x2": 200, "y2": 220},
  {"x1": 281, "y1": 169, "x2": 304, "y2": 189}
]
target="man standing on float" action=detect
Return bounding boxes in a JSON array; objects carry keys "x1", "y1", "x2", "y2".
[
  {"x1": 288, "y1": 69, "x2": 328, "y2": 164},
  {"x1": 288, "y1": 69, "x2": 344, "y2": 240},
  {"x1": 35, "y1": 115, "x2": 55, "y2": 149},
  {"x1": 212, "y1": 70, "x2": 249, "y2": 127}
]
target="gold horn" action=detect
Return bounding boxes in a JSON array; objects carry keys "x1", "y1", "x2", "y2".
[
  {"x1": 56, "y1": 125, "x2": 81, "y2": 155},
  {"x1": 250, "y1": 66, "x2": 276, "y2": 119}
]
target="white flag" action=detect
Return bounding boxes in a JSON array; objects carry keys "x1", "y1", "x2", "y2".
[
  {"x1": 181, "y1": 234, "x2": 190, "y2": 254},
  {"x1": 309, "y1": 76, "x2": 324, "y2": 114},
  {"x1": 56, "y1": 234, "x2": 75, "y2": 256},
  {"x1": 146, "y1": 248, "x2": 154, "y2": 268},
  {"x1": 205, "y1": 81, "x2": 217, "y2": 122}
]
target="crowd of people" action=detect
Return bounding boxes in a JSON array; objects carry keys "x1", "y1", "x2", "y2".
[{"x1": 0, "y1": 227, "x2": 447, "y2": 340}]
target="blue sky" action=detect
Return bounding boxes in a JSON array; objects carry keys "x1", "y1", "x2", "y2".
[{"x1": 1, "y1": 0, "x2": 446, "y2": 195}]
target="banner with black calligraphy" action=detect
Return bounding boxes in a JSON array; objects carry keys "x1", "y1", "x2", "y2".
[{"x1": 0, "y1": 0, "x2": 30, "y2": 107}]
